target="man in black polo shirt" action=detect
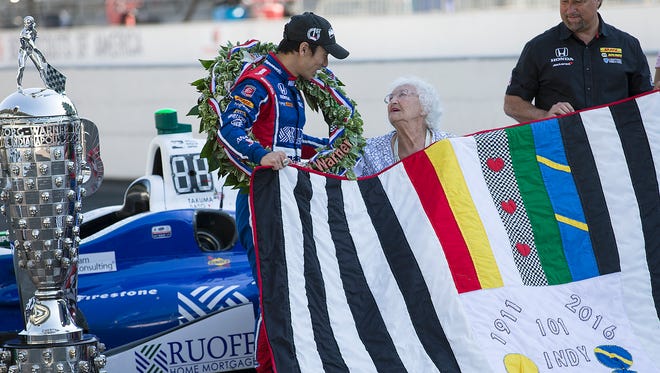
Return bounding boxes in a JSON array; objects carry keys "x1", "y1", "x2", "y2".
[{"x1": 504, "y1": 0, "x2": 653, "y2": 123}]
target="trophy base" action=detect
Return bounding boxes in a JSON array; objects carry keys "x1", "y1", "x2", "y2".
[
  {"x1": 0, "y1": 334, "x2": 106, "y2": 373},
  {"x1": 20, "y1": 296, "x2": 83, "y2": 345}
]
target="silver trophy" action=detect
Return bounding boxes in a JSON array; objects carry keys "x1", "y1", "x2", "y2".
[{"x1": 0, "y1": 16, "x2": 106, "y2": 373}]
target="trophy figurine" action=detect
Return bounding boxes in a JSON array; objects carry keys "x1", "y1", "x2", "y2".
[{"x1": 0, "y1": 16, "x2": 106, "y2": 372}]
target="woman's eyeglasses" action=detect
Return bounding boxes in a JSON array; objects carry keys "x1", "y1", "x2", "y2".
[{"x1": 384, "y1": 89, "x2": 417, "y2": 104}]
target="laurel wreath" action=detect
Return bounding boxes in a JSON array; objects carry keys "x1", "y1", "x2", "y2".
[{"x1": 188, "y1": 40, "x2": 365, "y2": 190}]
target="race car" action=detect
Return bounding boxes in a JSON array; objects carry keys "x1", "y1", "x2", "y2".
[{"x1": 0, "y1": 109, "x2": 259, "y2": 372}]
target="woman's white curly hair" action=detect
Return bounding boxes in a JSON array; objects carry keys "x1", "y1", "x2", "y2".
[{"x1": 388, "y1": 75, "x2": 444, "y2": 130}]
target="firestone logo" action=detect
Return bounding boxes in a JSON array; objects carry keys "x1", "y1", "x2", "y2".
[{"x1": 135, "y1": 333, "x2": 256, "y2": 373}]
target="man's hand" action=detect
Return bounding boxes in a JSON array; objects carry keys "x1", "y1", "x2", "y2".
[
  {"x1": 547, "y1": 102, "x2": 575, "y2": 117},
  {"x1": 260, "y1": 151, "x2": 290, "y2": 170}
]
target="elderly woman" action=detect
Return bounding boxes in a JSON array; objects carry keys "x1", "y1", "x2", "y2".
[{"x1": 356, "y1": 76, "x2": 454, "y2": 176}]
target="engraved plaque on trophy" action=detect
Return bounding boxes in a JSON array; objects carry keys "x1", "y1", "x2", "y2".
[{"x1": 0, "y1": 16, "x2": 106, "y2": 373}]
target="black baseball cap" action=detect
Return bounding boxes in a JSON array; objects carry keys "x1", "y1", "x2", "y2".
[{"x1": 283, "y1": 12, "x2": 349, "y2": 60}]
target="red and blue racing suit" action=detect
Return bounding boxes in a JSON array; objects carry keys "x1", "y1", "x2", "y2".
[{"x1": 217, "y1": 52, "x2": 328, "y2": 175}]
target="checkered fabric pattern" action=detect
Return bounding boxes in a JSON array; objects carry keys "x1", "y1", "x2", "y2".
[{"x1": 474, "y1": 129, "x2": 549, "y2": 286}]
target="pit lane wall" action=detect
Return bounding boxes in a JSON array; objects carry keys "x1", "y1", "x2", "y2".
[{"x1": 0, "y1": 6, "x2": 658, "y2": 179}]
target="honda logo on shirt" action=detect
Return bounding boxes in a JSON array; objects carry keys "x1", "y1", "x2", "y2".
[{"x1": 555, "y1": 47, "x2": 569, "y2": 58}]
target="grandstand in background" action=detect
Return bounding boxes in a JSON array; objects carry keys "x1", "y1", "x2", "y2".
[{"x1": 1, "y1": 0, "x2": 658, "y2": 29}]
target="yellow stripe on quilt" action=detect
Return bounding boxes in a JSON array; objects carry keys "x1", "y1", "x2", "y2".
[
  {"x1": 555, "y1": 214, "x2": 589, "y2": 232},
  {"x1": 536, "y1": 155, "x2": 571, "y2": 173},
  {"x1": 426, "y1": 141, "x2": 503, "y2": 288}
]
